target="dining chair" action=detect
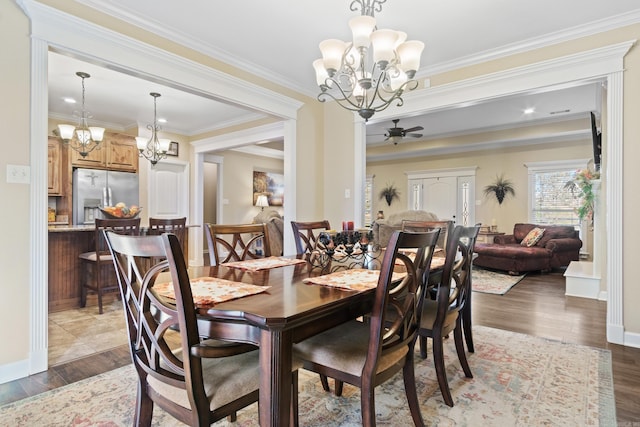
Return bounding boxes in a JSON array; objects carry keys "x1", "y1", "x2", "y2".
[
  {"x1": 148, "y1": 217, "x2": 186, "y2": 245},
  {"x1": 290, "y1": 220, "x2": 331, "y2": 255},
  {"x1": 417, "y1": 224, "x2": 480, "y2": 407},
  {"x1": 79, "y1": 217, "x2": 140, "y2": 314},
  {"x1": 462, "y1": 223, "x2": 483, "y2": 354},
  {"x1": 294, "y1": 229, "x2": 441, "y2": 427},
  {"x1": 205, "y1": 223, "x2": 271, "y2": 266},
  {"x1": 401, "y1": 220, "x2": 454, "y2": 298},
  {"x1": 104, "y1": 231, "x2": 300, "y2": 426}
]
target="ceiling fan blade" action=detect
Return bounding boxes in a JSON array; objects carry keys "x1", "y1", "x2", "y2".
[
  {"x1": 407, "y1": 133, "x2": 423, "y2": 138},
  {"x1": 402, "y1": 126, "x2": 424, "y2": 133}
]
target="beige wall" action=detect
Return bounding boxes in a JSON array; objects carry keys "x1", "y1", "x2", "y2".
[
  {"x1": 3, "y1": 0, "x2": 640, "y2": 378},
  {"x1": 0, "y1": 0, "x2": 31, "y2": 366},
  {"x1": 367, "y1": 134, "x2": 592, "y2": 234}
]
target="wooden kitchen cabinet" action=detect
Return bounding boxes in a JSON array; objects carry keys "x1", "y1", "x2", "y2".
[
  {"x1": 106, "y1": 134, "x2": 138, "y2": 172},
  {"x1": 70, "y1": 132, "x2": 138, "y2": 172},
  {"x1": 48, "y1": 138, "x2": 62, "y2": 195}
]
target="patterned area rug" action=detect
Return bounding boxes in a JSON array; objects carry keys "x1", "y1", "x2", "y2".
[
  {"x1": 0, "y1": 326, "x2": 615, "y2": 426},
  {"x1": 472, "y1": 267, "x2": 527, "y2": 295}
]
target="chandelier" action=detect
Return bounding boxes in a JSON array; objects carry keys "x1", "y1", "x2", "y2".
[
  {"x1": 313, "y1": 0, "x2": 424, "y2": 121},
  {"x1": 135, "y1": 92, "x2": 171, "y2": 166},
  {"x1": 57, "y1": 72, "x2": 105, "y2": 157}
]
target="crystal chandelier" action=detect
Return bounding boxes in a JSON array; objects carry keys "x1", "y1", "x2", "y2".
[
  {"x1": 57, "y1": 72, "x2": 105, "y2": 157},
  {"x1": 313, "y1": 0, "x2": 424, "y2": 121},
  {"x1": 135, "y1": 92, "x2": 171, "y2": 166}
]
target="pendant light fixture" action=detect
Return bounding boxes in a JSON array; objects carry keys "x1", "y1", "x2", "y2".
[
  {"x1": 136, "y1": 92, "x2": 171, "y2": 166},
  {"x1": 56, "y1": 72, "x2": 105, "y2": 157},
  {"x1": 313, "y1": 0, "x2": 424, "y2": 121}
]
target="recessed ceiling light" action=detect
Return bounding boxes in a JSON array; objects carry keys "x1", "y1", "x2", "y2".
[
  {"x1": 157, "y1": 118, "x2": 167, "y2": 123},
  {"x1": 63, "y1": 97, "x2": 76, "y2": 104},
  {"x1": 524, "y1": 107, "x2": 535, "y2": 114}
]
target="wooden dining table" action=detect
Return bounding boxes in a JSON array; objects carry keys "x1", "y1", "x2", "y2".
[{"x1": 186, "y1": 258, "x2": 377, "y2": 427}]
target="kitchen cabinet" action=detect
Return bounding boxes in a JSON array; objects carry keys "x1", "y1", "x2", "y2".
[
  {"x1": 48, "y1": 138, "x2": 62, "y2": 195},
  {"x1": 70, "y1": 132, "x2": 138, "y2": 172}
]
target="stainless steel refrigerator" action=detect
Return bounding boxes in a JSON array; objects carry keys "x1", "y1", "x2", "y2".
[{"x1": 73, "y1": 168, "x2": 139, "y2": 225}]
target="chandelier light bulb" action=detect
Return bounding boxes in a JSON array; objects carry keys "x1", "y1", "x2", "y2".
[
  {"x1": 319, "y1": 39, "x2": 346, "y2": 75},
  {"x1": 349, "y1": 15, "x2": 376, "y2": 49},
  {"x1": 397, "y1": 40, "x2": 425, "y2": 77},
  {"x1": 370, "y1": 29, "x2": 398, "y2": 68}
]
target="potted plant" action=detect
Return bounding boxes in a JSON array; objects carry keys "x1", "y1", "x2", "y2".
[
  {"x1": 564, "y1": 168, "x2": 600, "y2": 222},
  {"x1": 483, "y1": 174, "x2": 515, "y2": 205},
  {"x1": 379, "y1": 183, "x2": 400, "y2": 206}
]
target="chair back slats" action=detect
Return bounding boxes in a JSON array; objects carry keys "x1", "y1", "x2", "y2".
[
  {"x1": 94, "y1": 218, "x2": 141, "y2": 255},
  {"x1": 364, "y1": 229, "x2": 440, "y2": 376},
  {"x1": 291, "y1": 220, "x2": 331, "y2": 255},
  {"x1": 148, "y1": 217, "x2": 187, "y2": 245},
  {"x1": 434, "y1": 225, "x2": 481, "y2": 324},
  {"x1": 205, "y1": 223, "x2": 271, "y2": 266}
]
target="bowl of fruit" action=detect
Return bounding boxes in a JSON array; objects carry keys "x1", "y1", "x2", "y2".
[{"x1": 99, "y1": 203, "x2": 142, "y2": 219}]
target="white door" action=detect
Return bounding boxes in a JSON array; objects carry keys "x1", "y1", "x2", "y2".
[
  {"x1": 148, "y1": 160, "x2": 190, "y2": 219},
  {"x1": 423, "y1": 177, "x2": 458, "y2": 222}
]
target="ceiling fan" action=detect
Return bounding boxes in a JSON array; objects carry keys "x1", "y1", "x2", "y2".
[{"x1": 383, "y1": 119, "x2": 424, "y2": 144}]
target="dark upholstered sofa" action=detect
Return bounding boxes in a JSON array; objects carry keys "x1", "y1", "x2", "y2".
[{"x1": 473, "y1": 223, "x2": 582, "y2": 275}]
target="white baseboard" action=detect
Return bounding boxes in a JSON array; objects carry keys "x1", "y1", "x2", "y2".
[
  {"x1": 0, "y1": 358, "x2": 30, "y2": 385},
  {"x1": 624, "y1": 330, "x2": 640, "y2": 349}
]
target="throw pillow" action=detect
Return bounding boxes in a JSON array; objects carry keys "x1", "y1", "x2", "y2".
[{"x1": 521, "y1": 227, "x2": 545, "y2": 247}]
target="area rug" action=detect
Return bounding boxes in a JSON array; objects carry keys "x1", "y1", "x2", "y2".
[
  {"x1": 472, "y1": 267, "x2": 526, "y2": 295},
  {"x1": 0, "y1": 326, "x2": 615, "y2": 426}
]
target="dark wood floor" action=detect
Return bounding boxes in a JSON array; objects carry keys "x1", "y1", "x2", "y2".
[{"x1": 1, "y1": 270, "x2": 639, "y2": 423}]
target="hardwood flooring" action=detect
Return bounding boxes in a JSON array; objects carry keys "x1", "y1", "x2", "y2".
[{"x1": 0, "y1": 269, "x2": 639, "y2": 424}]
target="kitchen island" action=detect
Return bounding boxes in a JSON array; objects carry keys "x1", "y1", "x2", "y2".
[{"x1": 48, "y1": 224, "x2": 193, "y2": 312}]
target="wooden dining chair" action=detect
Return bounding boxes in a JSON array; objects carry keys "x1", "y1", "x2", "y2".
[
  {"x1": 148, "y1": 217, "x2": 186, "y2": 245},
  {"x1": 104, "y1": 231, "x2": 300, "y2": 426},
  {"x1": 294, "y1": 230, "x2": 441, "y2": 427},
  {"x1": 290, "y1": 220, "x2": 331, "y2": 255},
  {"x1": 417, "y1": 224, "x2": 480, "y2": 407},
  {"x1": 205, "y1": 223, "x2": 271, "y2": 266},
  {"x1": 79, "y1": 217, "x2": 140, "y2": 314}
]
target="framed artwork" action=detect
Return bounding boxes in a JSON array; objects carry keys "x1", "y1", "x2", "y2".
[
  {"x1": 166, "y1": 141, "x2": 179, "y2": 156},
  {"x1": 253, "y1": 170, "x2": 284, "y2": 206}
]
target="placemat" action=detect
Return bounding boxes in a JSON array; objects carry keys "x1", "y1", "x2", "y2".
[
  {"x1": 154, "y1": 276, "x2": 270, "y2": 308},
  {"x1": 223, "y1": 256, "x2": 307, "y2": 271},
  {"x1": 303, "y1": 269, "x2": 405, "y2": 292}
]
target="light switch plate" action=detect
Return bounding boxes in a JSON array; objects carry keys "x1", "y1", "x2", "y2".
[{"x1": 6, "y1": 164, "x2": 30, "y2": 184}]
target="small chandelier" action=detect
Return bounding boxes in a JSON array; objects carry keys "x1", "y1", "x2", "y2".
[
  {"x1": 313, "y1": 0, "x2": 424, "y2": 121},
  {"x1": 135, "y1": 92, "x2": 171, "y2": 166},
  {"x1": 57, "y1": 72, "x2": 105, "y2": 157}
]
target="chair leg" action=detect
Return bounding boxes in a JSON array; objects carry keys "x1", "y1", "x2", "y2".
[
  {"x1": 80, "y1": 262, "x2": 88, "y2": 308},
  {"x1": 462, "y1": 303, "x2": 474, "y2": 353},
  {"x1": 419, "y1": 336, "x2": 428, "y2": 359},
  {"x1": 319, "y1": 374, "x2": 330, "y2": 392},
  {"x1": 454, "y1": 326, "x2": 473, "y2": 378},
  {"x1": 334, "y1": 379, "x2": 344, "y2": 397},
  {"x1": 360, "y1": 383, "x2": 376, "y2": 427},
  {"x1": 433, "y1": 336, "x2": 454, "y2": 407},
  {"x1": 134, "y1": 380, "x2": 153, "y2": 427},
  {"x1": 402, "y1": 351, "x2": 426, "y2": 427}
]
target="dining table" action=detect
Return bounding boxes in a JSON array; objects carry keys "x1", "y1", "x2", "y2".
[{"x1": 184, "y1": 256, "x2": 379, "y2": 427}]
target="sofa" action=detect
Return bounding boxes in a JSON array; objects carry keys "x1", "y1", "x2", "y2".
[
  {"x1": 473, "y1": 223, "x2": 582, "y2": 275},
  {"x1": 371, "y1": 210, "x2": 439, "y2": 247},
  {"x1": 253, "y1": 209, "x2": 284, "y2": 256}
]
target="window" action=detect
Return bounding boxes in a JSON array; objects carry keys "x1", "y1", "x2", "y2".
[
  {"x1": 527, "y1": 160, "x2": 593, "y2": 257},
  {"x1": 526, "y1": 159, "x2": 590, "y2": 226}
]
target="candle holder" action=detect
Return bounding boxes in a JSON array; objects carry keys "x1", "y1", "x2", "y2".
[{"x1": 309, "y1": 229, "x2": 382, "y2": 272}]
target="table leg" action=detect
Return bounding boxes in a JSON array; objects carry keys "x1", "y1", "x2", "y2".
[{"x1": 259, "y1": 328, "x2": 293, "y2": 426}]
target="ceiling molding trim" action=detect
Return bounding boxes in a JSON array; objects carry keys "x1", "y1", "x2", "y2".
[
  {"x1": 418, "y1": 9, "x2": 640, "y2": 77},
  {"x1": 231, "y1": 145, "x2": 284, "y2": 160},
  {"x1": 191, "y1": 121, "x2": 285, "y2": 153},
  {"x1": 73, "y1": 0, "x2": 317, "y2": 99},
  {"x1": 367, "y1": 111, "x2": 590, "y2": 148},
  {"x1": 19, "y1": 0, "x2": 303, "y2": 120},
  {"x1": 367, "y1": 130, "x2": 590, "y2": 163},
  {"x1": 371, "y1": 40, "x2": 635, "y2": 124}
]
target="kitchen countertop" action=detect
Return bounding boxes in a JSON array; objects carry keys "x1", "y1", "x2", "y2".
[{"x1": 48, "y1": 224, "x2": 200, "y2": 232}]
